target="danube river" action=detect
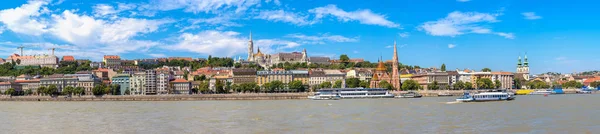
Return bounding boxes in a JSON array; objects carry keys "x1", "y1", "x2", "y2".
[{"x1": 1, "y1": 94, "x2": 599, "y2": 134}]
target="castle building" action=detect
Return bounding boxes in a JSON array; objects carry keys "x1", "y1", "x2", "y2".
[
  {"x1": 6, "y1": 54, "x2": 59, "y2": 68},
  {"x1": 246, "y1": 32, "x2": 308, "y2": 69},
  {"x1": 370, "y1": 41, "x2": 401, "y2": 90}
]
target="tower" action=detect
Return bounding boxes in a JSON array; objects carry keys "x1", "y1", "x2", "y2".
[
  {"x1": 247, "y1": 31, "x2": 254, "y2": 61},
  {"x1": 517, "y1": 56, "x2": 522, "y2": 73},
  {"x1": 391, "y1": 40, "x2": 400, "y2": 90},
  {"x1": 301, "y1": 48, "x2": 307, "y2": 63},
  {"x1": 523, "y1": 54, "x2": 530, "y2": 80}
]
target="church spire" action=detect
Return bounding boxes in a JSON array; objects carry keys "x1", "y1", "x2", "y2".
[
  {"x1": 247, "y1": 31, "x2": 254, "y2": 61},
  {"x1": 524, "y1": 53, "x2": 529, "y2": 67}
]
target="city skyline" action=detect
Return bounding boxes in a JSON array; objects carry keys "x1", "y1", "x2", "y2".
[{"x1": 1, "y1": 0, "x2": 599, "y2": 74}]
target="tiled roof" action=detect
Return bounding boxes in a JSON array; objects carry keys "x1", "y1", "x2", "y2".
[
  {"x1": 62, "y1": 56, "x2": 75, "y2": 61},
  {"x1": 171, "y1": 79, "x2": 189, "y2": 83},
  {"x1": 103, "y1": 55, "x2": 120, "y2": 59}
]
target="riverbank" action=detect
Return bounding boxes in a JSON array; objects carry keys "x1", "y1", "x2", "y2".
[{"x1": 0, "y1": 93, "x2": 311, "y2": 101}]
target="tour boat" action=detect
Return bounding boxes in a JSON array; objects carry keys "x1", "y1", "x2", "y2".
[
  {"x1": 529, "y1": 90, "x2": 553, "y2": 95},
  {"x1": 437, "y1": 91, "x2": 453, "y2": 97},
  {"x1": 308, "y1": 94, "x2": 341, "y2": 100},
  {"x1": 309, "y1": 88, "x2": 395, "y2": 99},
  {"x1": 396, "y1": 91, "x2": 423, "y2": 98},
  {"x1": 576, "y1": 90, "x2": 593, "y2": 94},
  {"x1": 456, "y1": 91, "x2": 515, "y2": 102}
]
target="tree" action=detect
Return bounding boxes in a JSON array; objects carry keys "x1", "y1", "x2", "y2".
[
  {"x1": 401, "y1": 80, "x2": 419, "y2": 91},
  {"x1": 37, "y1": 86, "x2": 46, "y2": 96},
  {"x1": 93, "y1": 84, "x2": 106, "y2": 96},
  {"x1": 346, "y1": 78, "x2": 360, "y2": 88},
  {"x1": 529, "y1": 80, "x2": 550, "y2": 89},
  {"x1": 441, "y1": 63, "x2": 446, "y2": 72},
  {"x1": 191, "y1": 87, "x2": 199, "y2": 94},
  {"x1": 562, "y1": 80, "x2": 582, "y2": 89},
  {"x1": 320, "y1": 82, "x2": 332, "y2": 89},
  {"x1": 333, "y1": 80, "x2": 343, "y2": 88},
  {"x1": 513, "y1": 78, "x2": 522, "y2": 89},
  {"x1": 199, "y1": 81, "x2": 210, "y2": 94},
  {"x1": 110, "y1": 84, "x2": 121, "y2": 95},
  {"x1": 464, "y1": 82, "x2": 473, "y2": 90},
  {"x1": 24, "y1": 89, "x2": 33, "y2": 95},
  {"x1": 590, "y1": 81, "x2": 600, "y2": 88},
  {"x1": 476, "y1": 78, "x2": 494, "y2": 89},
  {"x1": 453, "y1": 81, "x2": 465, "y2": 90},
  {"x1": 215, "y1": 80, "x2": 226, "y2": 93},
  {"x1": 124, "y1": 88, "x2": 131, "y2": 95},
  {"x1": 74, "y1": 87, "x2": 84, "y2": 96},
  {"x1": 5, "y1": 88, "x2": 16, "y2": 96},
  {"x1": 481, "y1": 68, "x2": 492, "y2": 72},
  {"x1": 270, "y1": 81, "x2": 285, "y2": 92},
  {"x1": 339, "y1": 54, "x2": 350, "y2": 63},
  {"x1": 46, "y1": 85, "x2": 58, "y2": 96},
  {"x1": 379, "y1": 80, "x2": 394, "y2": 90},
  {"x1": 359, "y1": 80, "x2": 370, "y2": 88},
  {"x1": 494, "y1": 80, "x2": 502, "y2": 89},
  {"x1": 428, "y1": 81, "x2": 440, "y2": 90},
  {"x1": 225, "y1": 82, "x2": 232, "y2": 92},
  {"x1": 63, "y1": 86, "x2": 74, "y2": 97},
  {"x1": 289, "y1": 80, "x2": 305, "y2": 92}
]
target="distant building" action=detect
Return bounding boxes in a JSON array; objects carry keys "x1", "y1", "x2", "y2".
[
  {"x1": 62, "y1": 56, "x2": 75, "y2": 62},
  {"x1": 491, "y1": 72, "x2": 515, "y2": 89},
  {"x1": 135, "y1": 59, "x2": 158, "y2": 65},
  {"x1": 144, "y1": 70, "x2": 157, "y2": 95},
  {"x1": 308, "y1": 57, "x2": 331, "y2": 65},
  {"x1": 170, "y1": 79, "x2": 191, "y2": 94},
  {"x1": 516, "y1": 54, "x2": 530, "y2": 81},
  {"x1": 291, "y1": 70, "x2": 309, "y2": 85},
  {"x1": 324, "y1": 69, "x2": 346, "y2": 87},
  {"x1": 6, "y1": 54, "x2": 59, "y2": 68},
  {"x1": 40, "y1": 74, "x2": 78, "y2": 93},
  {"x1": 130, "y1": 72, "x2": 146, "y2": 95},
  {"x1": 93, "y1": 68, "x2": 116, "y2": 84},
  {"x1": 156, "y1": 69, "x2": 172, "y2": 94},
  {"x1": 309, "y1": 70, "x2": 326, "y2": 87},
  {"x1": 15, "y1": 79, "x2": 40, "y2": 95},
  {"x1": 232, "y1": 68, "x2": 257, "y2": 84},
  {"x1": 0, "y1": 58, "x2": 5, "y2": 64},
  {"x1": 0, "y1": 81, "x2": 20, "y2": 93},
  {"x1": 65, "y1": 74, "x2": 100, "y2": 95},
  {"x1": 256, "y1": 70, "x2": 293, "y2": 86},
  {"x1": 111, "y1": 74, "x2": 130, "y2": 95},
  {"x1": 246, "y1": 32, "x2": 308, "y2": 69},
  {"x1": 103, "y1": 55, "x2": 121, "y2": 68},
  {"x1": 346, "y1": 69, "x2": 373, "y2": 81}
]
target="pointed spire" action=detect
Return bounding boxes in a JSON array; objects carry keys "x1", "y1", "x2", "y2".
[{"x1": 249, "y1": 30, "x2": 253, "y2": 41}]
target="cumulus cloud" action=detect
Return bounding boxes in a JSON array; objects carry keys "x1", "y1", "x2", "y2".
[
  {"x1": 448, "y1": 44, "x2": 456, "y2": 48},
  {"x1": 309, "y1": 4, "x2": 399, "y2": 28},
  {"x1": 521, "y1": 12, "x2": 542, "y2": 20},
  {"x1": 496, "y1": 32, "x2": 515, "y2": 39},
  {"x1": 0, "y1": 0, "x2": 50, "y2": 35},
  {"x1": 285, "y1": 33, "x2": 358, "y2": 44},
  {"x1": 255, "y1": 10, "x2": 316, "y2": 26},
  {"x1": 143, "y1": 0, "x2": 261, "y2": 14},
  {"x1": 419, "y1": 11, "x2": 514, "y2": 39}
]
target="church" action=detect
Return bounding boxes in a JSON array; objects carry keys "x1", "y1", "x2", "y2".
[
  {"x1": 370, "y1": 41, "x2": 401, "y2": 90},
  {"x1": 245, "y1": 32, "x2": 308, "y2": 69}
]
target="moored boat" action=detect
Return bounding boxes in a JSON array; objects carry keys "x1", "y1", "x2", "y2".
[
  {"x1": 530, "y1": 90, "x2": 553, "y2": 95},
  {"x1": 396, "y1": 91, "x2": 423, "y2": 98},
  {"x1": 309, "y1": 88, "x2": 395, "y2": 100},
  {"x1": 437, "y1": 91, "x2": 453, "y2": 97},
  {"x1": 515, "y1": 89, "x2": 534, "y2": 95}
]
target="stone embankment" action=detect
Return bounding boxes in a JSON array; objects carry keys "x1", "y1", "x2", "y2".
[
  {"x1": 0, "y1": 93, "x2": 311, "y2": 101},
  {"x1": 394, "y1": 89, "x2": 586, "y2": 97}
]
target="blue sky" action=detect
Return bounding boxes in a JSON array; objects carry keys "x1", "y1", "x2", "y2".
[{"x1": 0, "y1": 0, "x2": 599, "y2": 74}]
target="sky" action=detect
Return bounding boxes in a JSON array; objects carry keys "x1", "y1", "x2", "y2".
[{"x1": 0, "y1": 0, "x2": 599, "y2": 74}]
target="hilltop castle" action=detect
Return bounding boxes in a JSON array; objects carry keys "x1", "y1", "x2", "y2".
[{"x1": 246, "y1": 32, "x2": 307, "y2": 69}]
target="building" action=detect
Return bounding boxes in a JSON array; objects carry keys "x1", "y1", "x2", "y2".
[
  {"x1": 62, "y1": 56, "x2": 75, "y2": 62},
  {"x1": 15, "y1": 79, "x2": 40, "y2": 95},
  {"x1": 246, "y1": 32, "x2": 308, "y2": 69},
  {"x1": 291, "y1": 70, "x2": 309, "y2": 85},
  {"x1": 0, "y1": 58, "x2": 5, "y2": 64},
  {"x1": 0, "y1": 81, "x2": 21, "y2": 93},
  {"x1": 144, "y1": 70, "x2": 157, "y2": 95},
  {"x1": 370, "y1": 41, "x2": 400, "y2": 90},
  {"x1": 427, "y1": 72, "x2": 450, "y2": 90},
  {"x1": 345, "y1": 69, "x2": 373, "y2": 81},
  {"x1": 111, "y1": 74, "x2": 130, "y2": 95},
  {"x1": 103, "y1": 55, "x2": 121, "y2": 68},
  {"x1": 516, "y1": 54, "x2": 530, "y2": 81},
  {"x1": 309, "y1": 70, "x2": 327, "y2": 87},
  {"x1": 256, "y1": 70, "x2": 293, "y2": 86},
  {"x1": 90, "y1": 62, "x2": 103, "y2": 69},
  {"x1": 6, "y1": 54, "x2": 59, "y2": 68},
  {"x1": 309, "y1": 57, "x2": 331, "y2": 65},
  {"x1": 156, "y1": 69, "x2": 172, "y2": 94},
  {"x1": 232, "y1": 68, "x2": 257, "y2": 84},
  {"x1": 170, "y1": 79, "x2": 191, "y2": 94},
  {"x1": 324, "y1": 69, "x2": 346, "y2": 87},
  {"x1": 65, "y1": 74, "x2": 100, "y2": 95},
  {"x1": 40, "y1": 74, "x2": 78, "y2": 93},
  {"x1": 491, "y1": 72, "x2": 515, "y2": 89},
  {"x1": 93, "y1": 68, "x2": 116, "y2": 84},
  {"x1": 130, "y1": 71, "x2": 146, "y2": 95},
  {"x1": 331, "y1": 58, "x2": 365, "y2": 64}
]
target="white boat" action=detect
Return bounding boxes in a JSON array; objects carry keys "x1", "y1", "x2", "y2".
[
  {"x1": 530, "y1": 90, "x2": 553, "y2": 95},
  {"x1": 396, "y1": 91, "x2": 423, "y2": 98},
  {"x1": 310, "y1": 88, "x2": 395, "y2": 99},
  {"x1": 438, "y1": 91, "x2": 453, "y2": 97},
  {"x1": 456, "y1": 91, "x2": 515, "y2": 102}
]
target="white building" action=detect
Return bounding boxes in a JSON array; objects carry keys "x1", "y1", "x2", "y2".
[{"x1": 6, "y1": 54, "x2": 59, "y2": 68}]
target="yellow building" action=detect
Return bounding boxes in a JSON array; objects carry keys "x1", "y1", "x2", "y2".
[
  {"x1": 291, "y1": 70, "x2": 309, "y2": 85},
  {"x1": 256, "y1": 70, "x2": 293, "y2": 85}
]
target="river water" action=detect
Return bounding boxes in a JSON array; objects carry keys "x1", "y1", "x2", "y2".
[{"x1": 1, "y1": 94, "x2": 599, "y2": 134}]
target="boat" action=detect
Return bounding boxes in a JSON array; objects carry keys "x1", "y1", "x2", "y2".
[
  {"x1": 530, "y1": 90, "x2": 553, "y2": 95},
  {"x1": 396, "y1": 91, "x2": 423, "y2": 98},
  {"x1": 552, "y1": 88, "x2": 564, "y2": 94},
  {"x1": 455, "y1": 91, "x2": 515, "y2": 102},
  {"x1": 515, "y1": 89, "x2": 534, "y2": 95},
  {"x1": 576, "y1": 90, "x2": 593, "y2": 94},
  {"x1": 437, "y1": 91, "x2": 453, "y2": 97},
  {"x1": 309, "y1": 88, "x2": 395, "y2": 99}
]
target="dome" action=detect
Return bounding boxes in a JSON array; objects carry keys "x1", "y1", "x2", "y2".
[{"x1": 375, "y1": 61, "x2": 386, "y2": 71}]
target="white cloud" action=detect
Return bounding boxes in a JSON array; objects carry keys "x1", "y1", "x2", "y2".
[
  {"x1": 145, "y1": 0, "x2": 261, "y2": 14},
  {"x1": 0, "y1": 25, "x2": 5, "y2": 34},
  {"x1": 93, "y1": 3, "x2": 137, "y2": 17},
  {"x1": 255, "y1": 10, "x2": 317, "y2": 26},
  {"x1": 457, "y1": 0, "x2": 470, "y2": 2},
  {"x1": 398, "y1": 32, "x2": 409, "y2": 38},
  {"x1": 521, "y1": 12, "x2": 542, "y2": 20},
  {"x1": 166, "y1": 30, "x2": 302, "y2": 57},
  {"x1": 420, "y1": 11, "x2": 513, "y2": 39},
  {"x1": 496, "y1": 32, "x2": 515, "y2": 39},
  {"x1": 148, "y1": 53, "x2": 166, "y2": 58},
  {"x1": 309, "y1": 4, "x2": 399, "y2": 28},
  {"x1": 285, "y1": 33, "x2": 358, "y2": 44},
  {"x1": 448, "y1": 44, "x2": 456, "y2": 48},
  {"x1": 0, "y1": 0, "x2": 50, "y2": 35},
  {"x1": 385, "y1": 45, "x2": 392, "y2": 48}
]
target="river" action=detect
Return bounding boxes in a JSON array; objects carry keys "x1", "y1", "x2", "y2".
[{"x1": 1, "y1": 94, "x2": 599, "y2": 134}]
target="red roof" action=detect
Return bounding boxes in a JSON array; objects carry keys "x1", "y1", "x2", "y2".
[
  {"x1": 93, "y1": 68, "x2": 111, "y2": 72},
  {"x1": 583, "y1": 77, "x2": 600, "y2": 85},
  {"x1": 103, "y1": 55, "x2": 120, "y2": 59},
  {"x1": 62, "y1": 56, "x2": 75, "y2": 61},
  {"x1": 171, "y1": 79, "x2": 189, "y2": 83},
  {"x1": 15, "y1": 79, "x2": 40, "y2": 83}
]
